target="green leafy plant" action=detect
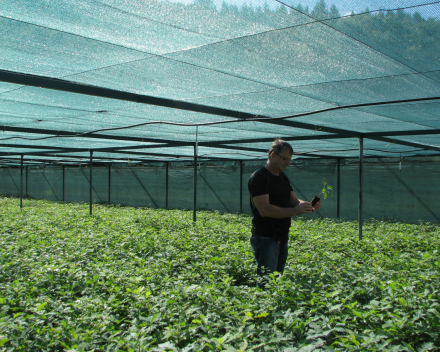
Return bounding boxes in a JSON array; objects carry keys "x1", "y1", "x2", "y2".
[
  {"x1": 312, "y1": 178, "x2": 333, "y2": 205},
  {"x1": 0, "y1": 196, "x2": 439, "y2": 351},
  {"x1": 319, "y1": 177, "x2": 333, "y2": 199}
]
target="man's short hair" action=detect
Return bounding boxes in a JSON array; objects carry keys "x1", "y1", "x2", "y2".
[{"x1": 268, "y1": 138, "x2": 293, "y2": 156}]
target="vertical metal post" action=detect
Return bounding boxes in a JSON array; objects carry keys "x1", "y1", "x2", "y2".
[
  {"x1": 359, "y1": 138, "x2": 363, "y2": 241},
  {"x1": 62, "y1": 165, "x2": 65, "y2": 201},
  {"x1": 193, "y1": 144, "x2": 197, "y2": 222},
  {"x1": 165, "y1": 162, "x2": 169, "y2": 209},
  {"x1": 20, "y1": 155, "x2": 23, "y2": 209},
  {"x1": 337, "y1": 158, "x2": 341, "y2": 218},
  {"x1": 108, "y1": 164, "x2": 111, "y2": 204},
  {"x1": 25, "y1": 165, "x2": 29, "y2": 198},
  {"x1": 239, "y1": 161, "x2": 243, "y2": 213},
  {"x1": 90, "y1": 151, "x2": 93, "y2": 215}
]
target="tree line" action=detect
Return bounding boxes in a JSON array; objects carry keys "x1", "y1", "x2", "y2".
[{"x1": 191, "y1": 0, "x2": 440, "y2": 70}]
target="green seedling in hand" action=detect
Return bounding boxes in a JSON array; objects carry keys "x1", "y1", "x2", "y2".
[{"x1": 311, "y1": 178, "x2": 333, "y2": 206}]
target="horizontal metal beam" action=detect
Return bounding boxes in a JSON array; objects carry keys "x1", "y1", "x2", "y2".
[
  {"x1": 368, "y1": 135, "x2": 440, "y2": 152},
  {"x1": 363, "y1": 129, "x2": 440, "y2": 138},
  {"x1": 5, "y1": 123, "x2": 440, "y2": 148},
  {"x1": 0, "y1": 155, "x2": 242, "y2": 164},
  {"x1": 0, "y1": 126, "x2": 440, "y2": 156},
  {"x1": 0, "y1": 154, "x2": 148, "y2": 163},
  {"x1": 0, "y1": 125, "x2": 194, "y2": 146},
  {"x1": 2, "y1": 69, "x2": 440, "y2": 138},
  {"x1": 0, "y1": 149, "x2": 190, "y2": 159},
  {"x1": 2, "y1": 69, "x2": 440, "y2": 159},
  {"x1": 199, "y1": 133, "x2": 350, "y2": 147},
  {"x1": 203, "y1": 129, "x2": 440, "y2": 152},
  {"x1": 0, "y1": 142, "x2": 192, "y2": 153},
  {"x1": 0, "y1": 69, "x2": 258, "y2": 120}
]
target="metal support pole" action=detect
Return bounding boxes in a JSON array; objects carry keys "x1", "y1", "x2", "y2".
[
  {"x1": 165, "y1": 162, "x2": 169, "y2": 209},
  {"x1": 20, "y1": 155, "x2": 23, "y2": 209},
  {"x1": 337, "y1": 158, "x2": 341, "y2": 218},
  {"x1": 359, "y1": 138, "x2": 363, "y2": 241},
  {"x1": 25, "y1": 165, "x2": 29, "y2": 198},
  {"x1": 90, "y1": 151, "x2": 93, "y2": 215},
  {"x1": 239, "y1": 161, "x2": 243, "y2": 213},
  {"x1": 62, "y1": 165, "x2": 65, "y2": 202},
  {"x1": 193, "y1": 144, "x2": 197, "y2": 222},
  {"x1": 108, "y1": 164, "x2": 111, "y2": 204}
]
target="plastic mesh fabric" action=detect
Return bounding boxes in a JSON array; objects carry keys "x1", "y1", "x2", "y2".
[
  {"x1": 2, "y1": 156, "x2": 440, "y2": 223},
  {"x1": 0, "y1": 0, "x2": 439, "y2": 162}
]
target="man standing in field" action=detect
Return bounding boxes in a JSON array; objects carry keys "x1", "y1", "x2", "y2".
[{"x1": 248, "y1": 138, "x2": 321, "y2": 287}]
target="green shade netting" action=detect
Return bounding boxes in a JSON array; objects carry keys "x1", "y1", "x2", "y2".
[{"x1": 0, "y1": 0, "x2": 439, "y2": 162}]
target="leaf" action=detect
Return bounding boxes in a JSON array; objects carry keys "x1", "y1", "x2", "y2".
[
  {"x1": 419, "y1": 342, "x2": 435, "y2": 352},
  {"x1": 239, "y1": 340, "x2": 248, "y2": 351},
  {"x1": 0, "y1": 339, "x2": 9, "y2": 347},
  {"x1": 37, "y1": 302, "x2": 47, "y2": 311},
  {"x1": 256, "y1": 312, "x2": 269, "y2": 318},
  {"x1": 158, "y1": 342, "x2": 176, "y2": 350},
  {"x1": 133, "y1": 286, "x2": 144, "y2": 295},
  {"x1": 349, "y1": 334, "x2": 360, "y2": 346},
  {"x1": 185, "y1": 284, "x2": 199, "y2": 292},
  {"x1": 70, "y1": 329, "x2": 78, "y2": 339},
  {"x1": 334, "y1": 326, "x2": 346, "y2": 333},
  {"x1": 399, "y1": 298, "x2": 407, "y2": 306},
  {"x1": 151, "y1": 313, "x2": 160, "y2": 324},
  {"x1": 308, "y1": 329, "x2": 334, "y2": 339},
  {"x1": 352, "y1": 310, "x2": 364, "y2": 319},
  {"x1": 329, "y1": 303, "x2": 343, "y2": 312},
  {"x1": 296, "y1": 344, "x2": 317, "y2": 352}
]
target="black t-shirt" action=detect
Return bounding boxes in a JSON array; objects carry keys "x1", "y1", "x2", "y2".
[{"x1": 248, "y1": 167, "x2": 293, "y2": 242}]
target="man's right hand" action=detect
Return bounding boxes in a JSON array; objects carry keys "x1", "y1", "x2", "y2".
[{"x1": 293, "y1": 201, "x2": 314, "y2": 215}]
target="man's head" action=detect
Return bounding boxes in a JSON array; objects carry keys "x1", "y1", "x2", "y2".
[{"x1": 267, "y1": 139, "x2": 293, "y2": 174}]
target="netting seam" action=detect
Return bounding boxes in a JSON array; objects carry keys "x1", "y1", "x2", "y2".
[
  {"x1": 282, "y1": 70, "x2": 440, "y2": 89},
  {"x1": 1, "y1": 95, "x2": 439, "y2": 143},
  {"x1": 91, "y1": 0, "x2": 224, "y2": 40},
  {"x1": 276, "y1": 0, "x2": 440, "y2": 81},
  {"x1": 4, "y1": 6, "x2": 438, "y2": 103}
]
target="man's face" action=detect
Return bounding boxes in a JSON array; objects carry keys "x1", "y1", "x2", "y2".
[{"x1": 272, "y1": 149, "x2": 292, "y2": 172}]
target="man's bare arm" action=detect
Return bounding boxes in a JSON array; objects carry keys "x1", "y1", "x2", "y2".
[
  {"x1": 289, "y1": 191, "x2": 322, "y2": 212},
  {"x1": 289, "y1": 191, "x2": 301, "y2": 208},
  {"x1": 253, "y1": 193, "x2": 313, "y2": 218}
]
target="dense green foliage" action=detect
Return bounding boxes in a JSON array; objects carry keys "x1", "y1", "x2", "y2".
[{"x1": 0, "y1": 197, "x2": 439, "y2": 351}]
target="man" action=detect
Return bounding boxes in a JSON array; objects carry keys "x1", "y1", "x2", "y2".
[{"x1": 248, "y1": 139, "x2": 321, "y2": 286}]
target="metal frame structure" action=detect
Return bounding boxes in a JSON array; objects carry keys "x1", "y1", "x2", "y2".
[
  {"x1": 1, "y1": 69, "x2": 440, "y2": 163},
  {"x1": 1, "y1": 69, "x2": 440, "y2": 237}
]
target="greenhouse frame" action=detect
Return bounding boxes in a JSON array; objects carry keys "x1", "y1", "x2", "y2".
[{"x1": 1, "y1": 0, "x2": 440, "y2": 229}]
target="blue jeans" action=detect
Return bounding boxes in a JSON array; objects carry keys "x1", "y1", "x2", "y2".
[{"x1": 250, "y1": 235, "x2": 288, "y2": 283}]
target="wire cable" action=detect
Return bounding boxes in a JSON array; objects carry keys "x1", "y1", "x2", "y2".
[{"x1": 1, "y1": 94, "x2": 439, "y2": 142}]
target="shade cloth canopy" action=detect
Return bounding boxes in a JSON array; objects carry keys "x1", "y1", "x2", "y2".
[{"x1": 1, "y1": 0, "x2": 439, "y2": 164}]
